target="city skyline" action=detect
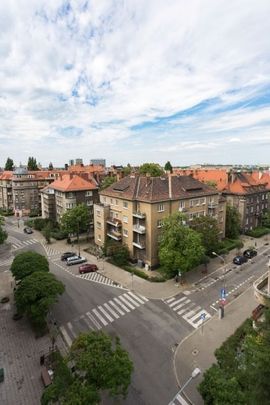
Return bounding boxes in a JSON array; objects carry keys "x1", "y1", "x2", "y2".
[{"x1": 1, "y1": 0, "x2": 270, "y2": 167}]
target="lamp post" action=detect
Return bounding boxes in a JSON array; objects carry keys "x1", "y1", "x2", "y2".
[
  {"x1": 77, "y1": 218, "x2": 81, "y2": 257},
  {"x1": 212, "y1": 251, "x2": 226, "y2": 318},
  {"x1": 169, "y1": 368, "x2": 201, "y2": 405}
]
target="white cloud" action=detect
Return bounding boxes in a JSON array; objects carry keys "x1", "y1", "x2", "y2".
[{"x1": 0, "y1": 0, "x2": 270, "y2": 166}]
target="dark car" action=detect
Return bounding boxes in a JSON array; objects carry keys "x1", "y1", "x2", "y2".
[
  {"x1": 61, "y1": 252, "x2": 77, "y2": 261},
  {"x1": 233, "y1": 255, "x2": 248, "y2": 265},
  {"x1": 23, "y1": 227, "x2": 33, "y2": 234},
  {"x1": 243, "y1": 249, "x2": 257, "y2": 259},
  {"x1": 79, "y1": 264, "x2": 98, "y2": 274}
]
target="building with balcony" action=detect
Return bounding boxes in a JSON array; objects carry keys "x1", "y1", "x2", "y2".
[
  {"x1": 0, "y1": 171, "x2": 13, "y2": 210},
  {"x1": 41, "y1": 174, "x2": 99, "y2": 231},
  {"x1": 94, "y1": 174, "x2": 225, "y2": 269}
]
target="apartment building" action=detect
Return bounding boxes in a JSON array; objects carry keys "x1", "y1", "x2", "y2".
[
  {"x1": 0, "y1": 171, "x2": 13, "y2": 210},
  {"x1": 94, "y1": 174, "x2": 225, "y2": 269},
  {"x1": 41, "y1": 174, "x2": 99, "y2": 230}
]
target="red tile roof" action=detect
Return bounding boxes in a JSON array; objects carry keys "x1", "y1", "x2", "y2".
[
  {"x1": 48, "y1": 174, "x2": 97, "y2": 192},
  {"x1": 0, "y1": 171, "x2": 13, "y2": 180}
]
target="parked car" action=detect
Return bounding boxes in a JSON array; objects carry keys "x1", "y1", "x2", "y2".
[
  {"x1": 23, "y1": 227, "x2": 33, "y2": 234},
  {"x1": 61, "y1": 252, "x2": 77, "y2": 261},
  {"x1": 243, "y1": 249, "x2": 257, "y2": 259},
  {"x1": 79, "y1": 264, "x2": 98, "y2": 274},
  {"x1": 66, "y1": 256, "x2": 87, "y2": 266},
  {"x1": 233, "y1": 255, "x2": 248, "y2": 265}
]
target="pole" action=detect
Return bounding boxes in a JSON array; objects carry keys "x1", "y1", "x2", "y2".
[{"x1": 77, "y1": 219, "x2": 80, "y2": 257}]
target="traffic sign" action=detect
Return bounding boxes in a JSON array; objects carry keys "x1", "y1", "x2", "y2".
[
  {"x1": 220, "y1": 288, "x2": 226, "y2": 299},
  {"x1": 200, "y1": 312, "x2": 206, "y2": 320}
]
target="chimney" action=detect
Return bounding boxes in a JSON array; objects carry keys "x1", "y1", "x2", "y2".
[{"x1": 168, "y1": 173, "x2": 172, "y2": 199}]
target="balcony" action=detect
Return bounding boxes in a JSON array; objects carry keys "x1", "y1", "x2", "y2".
[
  {"x1": 107, "y1": 230, "x2": 122, "y2": 241},
  {"x1": 133, "y1": 240, "x2": 146, "y2": 249},
  {"x1": 106, "y1": 218, "x2": 122, "y2": 227},
  {"x1": 133, "y1": 224, "x2": 146, "y2": 234},
  {"x1": 132, "y1": 211, "x2": 146, "y2": 219},
  {"x1": 208, "y1": 202, "x2": 218, "y2": 209}
]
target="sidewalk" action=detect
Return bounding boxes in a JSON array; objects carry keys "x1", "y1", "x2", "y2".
[
  {"x1": 36, "y1": 232, "x2": 268, "y2": 300},
  {"x1": 173, "y1": 286, "x2": 257, "y2": 404}
]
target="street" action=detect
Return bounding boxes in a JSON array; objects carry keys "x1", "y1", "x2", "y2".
[{"x1": 2, "y1": 218, "x2": 270, "y2": 405}]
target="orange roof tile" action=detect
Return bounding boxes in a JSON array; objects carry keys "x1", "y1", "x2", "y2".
[
  {"x1": 49, "y1": 174, "x2": 97, "y2": 192},
  {"x1": 0, "y1": 171, "x2": 13, "y2": 180}
]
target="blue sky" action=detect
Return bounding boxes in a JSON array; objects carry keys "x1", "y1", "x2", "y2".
[{"x1": 1, "y1": 0, "x2": 270, "y2": 167}]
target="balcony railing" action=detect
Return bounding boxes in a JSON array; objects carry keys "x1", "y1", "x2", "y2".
[
  {"x1": 107, "y1": 231, "x2": 122, "y2": 241},
  {"x1": 133, "y1": 240, "x2": 146, "y2": 249},
  {"x1": 133, "y1": 224, "x2": 146, "y2": 234},
  {"x1": 132, "y1": 211, "x2": 146, "y2": 219},
  {"x1": 106, "y1": 218, "x2": 122, "y2": 227},
  {"x1": 208, "y1": 202, "x2": 218, "y2": 209}
]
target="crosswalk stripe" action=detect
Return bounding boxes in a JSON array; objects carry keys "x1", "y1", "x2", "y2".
[
  {"x1": 109, "y1": 300, "x2": 125, "y2": 315},
  {"x1": 114, "y1": 297, "x2": 130, "y2": 313},
  {"x1": 92, "y1": 308, "x2": 108, "y2": 326},
  {"x1": 123, "y1": 293, "x2": 140, "y2": 307},
  {"x1": 66, "y1": 322, "x2": 77, "y2": 338},
  {"x1": 138, "y1": 294, "x2": 148, "y2": 302},
  {"x1": 59, "y1": 326, "x2": 72, "y2": 347},
  {"x1": 182, "y1": 306, "x2": 201, "y2": 319},
  {"x1": 173, "y1": 299, "x2": 190, "y2": 311},
  {"x1": 128, "y1": 292, "x2": 145, "y2": 304},
  {"x1": 86, "y1": 311, "x2": 101, "y2": 330},
  {"x1": 176, "y1": 393, "x2": 189, "y2": 405},
  {"x1": 178, "y1": 303, "x2": 195, "y2": 315},
  {"x1": 103, "y1": 303, "x2": 119, "y2": 319},
  {"x1": 79, "y1": 314, "x2": 94, "y2": 331},
  {"x1": 98, "y1": 306, "x2": 114, "y2": 322},
  {"x1": 166, "y1": 297, "x2": 175, "y2": 304},
  {"x1": 118, "y1": 295, "x2": 135, "y2": 310},
  {"x1": 169, "y1": 297, "x2": 187, "y2": 307}
]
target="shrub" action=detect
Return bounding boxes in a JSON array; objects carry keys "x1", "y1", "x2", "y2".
[
  {"x1": 246, "y1": 227, "x2": 270, "y2": 238},
  {"x1": 51, "y1": 229, "x2": 68, "y2": 240},
  {"x1": 0, "y1": 208, "x2": 14, "y2": 216}
]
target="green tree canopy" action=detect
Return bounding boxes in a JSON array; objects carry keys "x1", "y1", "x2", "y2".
[
  {"x1": 262, "y1": 211, "x2": 270, "y2": 228},
  {"x1": 100, "y1": 176, "x2": 116, "y2": 190},
  {"x1": 164, "y1": 161, "x2": 173, "y2": 173},
  {"x1": 123, "y1": 164, "x2": 132, "y2": 176},
  {"x1": 0, "y1": 216, "x2": 8, "y2": 244},
  {"x1": 10, "y1": 251, "x2": 49, "y2": 281},
  {"x1": 190, "y1": 215, "x2": 220, "y2": 255},
  {"x1": 158, "y1": 212, "x2": 205, "y2": 278},
  {"x1": 48, "y1": 162, "x2": 54, "y2": 170},
  {"x1": 61, "y1": 203, "x2": 90, "y2": 237},
  {"x1": 4, "y1": 157, "x2": 14, "y2": 171},
  {"x1": 139, "y1": 163, "x2": 163, "y2": 177},
  {"x1": 225, "y1": 205, "x2": 241, "y2": 238},
  {"x1": 15, "y1": 271, "x2": 65, "y2": 328},
  {"x1": 69, "y1": 331, "x2": 133, "y2": 399},
  {"x1": 27, "y1": 156, "x2": 39, "y2": 170}
]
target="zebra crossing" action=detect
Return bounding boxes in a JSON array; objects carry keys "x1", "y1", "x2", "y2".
[
  {"x1": 163, "y1": 295, "x2": 211, "y2": 329},
  {"x1": 59, "y1": 291, "x2": 148, "y2": 347},
  {"x1": 76, "y1": 271, "x2": 124, "y2": 289},
  {"x1": 11, "y1": 238, "x2": 38, "y2": 250},
  {"x1": 0, "y1": 257, "x2": 13, "y2": 267},
  {"x1": 169, "y1": 393, "x2": 190, "y2": 405},
  {"x1": 40, "y1": 242, "x2": 62, "y2": 258}
]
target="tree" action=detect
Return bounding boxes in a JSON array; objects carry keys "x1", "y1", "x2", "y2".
[
  {"x1": 164, "y1": 161, "x2": 173, "y2": 173},
  {"x1": 225, "y1": 205, "x2": 241, "y2": 238},
  {"x1": 139, "y1": 163, "x2": 163, "y2": 177},
  {"x1": 48, "y1": 162, "x2": 54, "y2": 170},
  {"x1": 0, "y1": 216, "x2": 7, "y2": 244},
  {"x1": 61, "y1": 203, "x2": 90, "y2": 244},
  {"x1": 262, "y1": 211, "x2": 270, "y2": 228},
  {"x1": 100, "y1": 176, "x2": 116, "y2": 190},
  {"x1": 10, "y1": 251, "x2": 49, "y2": 281},
  {"x1": 27, "y1": 156, "x2": 38, "y2": 170},
  {"x1": 158, "y1": 212, "x2": 205, "y2": 278},
  {"x1": 4, "y1": 157, "x2": 14, "y2": 171},
  {"x1": 107, "y1": 243, "x2": 130, "y2": 266},
  {"x1": 123, "y1": 164, "x2": 132, "y2": 176},
  {"x1": 42, "y1": 223, "x2": 52, "y2": 244},
  {"x1": 15, "y1": 272, "x2": 65, "y2": 329},
  {"x1": 69, "y1": 331, "x2": 133, "y2": 399},
  {"x1": 190, "y1": 215, "x2": 220, "y2": 255}
]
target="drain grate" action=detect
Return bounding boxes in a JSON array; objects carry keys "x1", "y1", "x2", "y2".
[{"x1": 192, "y1": 348, "x2": 199, "y2": 356}]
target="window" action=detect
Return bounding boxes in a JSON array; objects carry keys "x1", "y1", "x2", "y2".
[
  {"x1": 98, "y1": 234, "x2": 101, "y2": 241},
  {"x1": 123, "y1": 229, "x2": 128, "y2": 237},
  {"x1": 123, "y1": 216, "x2": 128, "y2": 223},
  {"x1": 123, "y1": 201, "x2": 128, "y2": 209},
  {"x1": 157, "y1": 203, "x2": 164, "y2": 212},
  {"x1": 85, "y1": 191, "x2": 92, "y2": 197},
  {"x1": 110, "y1": 198, "x2": 113, "y2": 204},
  {"x1": 96, "y1": 209, "x2": 101, "y2": 217},
  {"x1": 86, "y1": 200, "x2": 93, "y2": 206},
  {"x1": 97, "y1": 222, "x2": 101, "y2": 229},
  {"x1": 179, "y1": 201, "x2": 185, "y2": 210},
  {"x1": 66, "y1": 192, "x2": 75, "y2": 199},
  {"x1": 200, "y1": 198, "x2": 206, "y2": 205},
  {"x1": 262, "y1": 194, "x2": 265, "y2": 200},
  {"x1": 115, "y1": 199, "x2": 118, "y2": 206},
  {"x1": 157, "y1": 219, "x2": 164, "y2": 228},
  {"x1": 250, "y1": 206, "x2": 254, "y2": 213},
  {"x1": 246, "y1": 217, "x2": 249, "y2": 225}
]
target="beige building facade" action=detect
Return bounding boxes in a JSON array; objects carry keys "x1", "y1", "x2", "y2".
[{"x1": 94, "y1": 174, "x2": 226, "y2": 269}]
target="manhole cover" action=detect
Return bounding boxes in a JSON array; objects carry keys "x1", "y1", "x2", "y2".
[{"x1": 192, "y1": 349, "x2": 199, "y2": 356}]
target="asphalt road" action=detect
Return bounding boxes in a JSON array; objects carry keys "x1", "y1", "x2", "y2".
[{"x1": 3, "y1": 219, "x2": 270, "y2": 405}]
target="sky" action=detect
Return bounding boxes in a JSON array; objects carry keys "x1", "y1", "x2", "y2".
[{"x1": 1, "y1": 0, "x2": 270, "y2": 168}]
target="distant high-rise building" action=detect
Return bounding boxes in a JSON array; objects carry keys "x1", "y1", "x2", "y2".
[
  {"x1": 69, "y1": 159, "x2": 74, "y2": 166},
  {"x1": 75, "y1": 158, "x2": 83, "y2": 165},
  {"x1": 90, "y1": 159, "x2": 106, "y2": 167}
]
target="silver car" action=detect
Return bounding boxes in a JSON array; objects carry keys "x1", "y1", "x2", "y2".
[{"x1": 66, "y1": 256, "x2": 87, "y2": 266}]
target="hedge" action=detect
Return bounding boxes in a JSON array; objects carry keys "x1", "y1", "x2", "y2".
[{"x1": 246, "y1": 227, "x2": 270, "y2": 238}]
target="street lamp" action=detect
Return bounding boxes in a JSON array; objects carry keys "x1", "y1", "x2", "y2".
[
  {"x1": 212, "y1": 251, "x2": 226, "y2": 318},
  {"x1": 169, "y1": 368, "x2": 201, "y2": 405}
]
